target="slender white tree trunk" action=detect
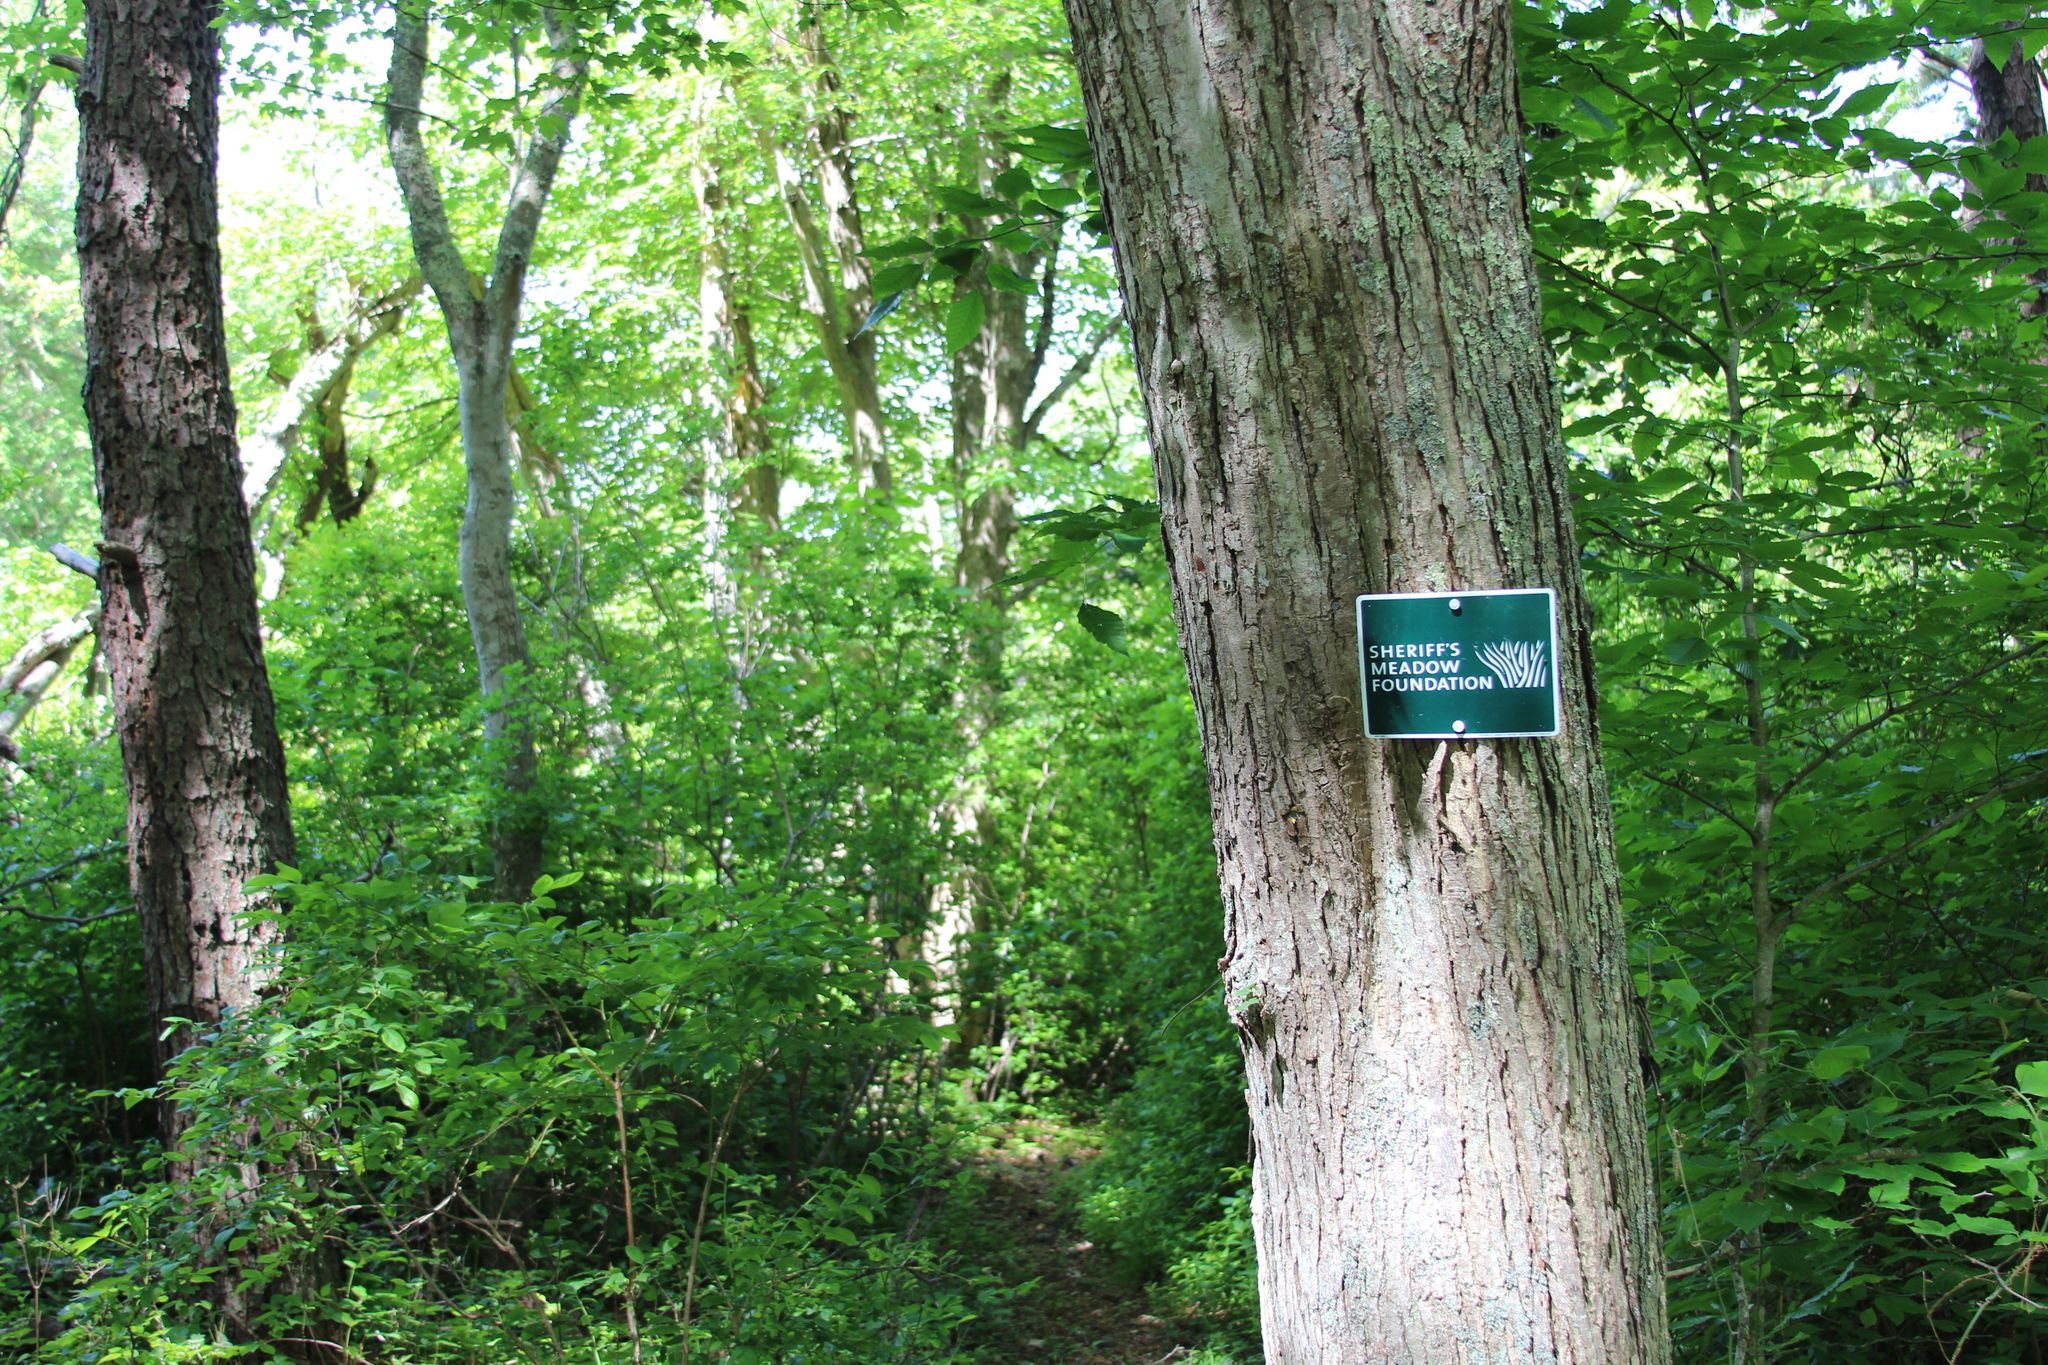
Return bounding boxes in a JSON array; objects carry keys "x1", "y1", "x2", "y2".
[{"x1": 385, "y1": 1, "x2": 586, "y2": 897}]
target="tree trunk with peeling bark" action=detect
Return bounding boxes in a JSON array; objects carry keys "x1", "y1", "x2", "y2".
[
  {"x1": 72, "y1": 0, "x2": 303, "y2": 1334},
  {"x1": 384, "y1": 2, "x2": 586, "y2": 898},
  {"x1": 75, "y1": 0, "x2": 296, "y2": 1092},
  {"x1": 1061, "y1": 0, "x2": 1668, "y2": 1359}
]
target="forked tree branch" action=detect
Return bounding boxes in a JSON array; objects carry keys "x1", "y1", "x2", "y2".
[
  {"x1": 385, "y1": 3, "x2": 482, "y2": 352},
  {"x1": 485, "y1": 2, "x2": 588, "y2": 365}
]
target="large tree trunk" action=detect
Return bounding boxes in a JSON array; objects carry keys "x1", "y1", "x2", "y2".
[
  {"x1": 74, "y1": 0, "x2": 296, "y2": 1090},
  {"x1": 1061, "y1": 1, "x2": 1668, "y2": 1360},
  {"x1": 72, "y1": 0, "x2": 303, "y2": 1338},
  {"x1": 385, "y1": 2, "x2": 585, "y2": 899}
]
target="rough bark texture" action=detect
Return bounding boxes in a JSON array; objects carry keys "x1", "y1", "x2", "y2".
[
  {"x1": 1968, "y1": 34, "x2": 2047, "y2": 318},
  {"x1": 385, "y1": 2, "x2": 585, "y2": 898},
  {"x1": 73, "y1": 0, "x2": 296, "y2": 1092},
  {"x1": 1061, "y1": 1, "x2": 1668, "y2": 1360},
  {"x1": 1970, "y1": 35, "x2": 2047, "y2": 182}
]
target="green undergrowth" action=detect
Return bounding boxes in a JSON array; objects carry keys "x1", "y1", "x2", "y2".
[{"x1": 1, "y1": 870, "x2": 1000, "y2": 1363}]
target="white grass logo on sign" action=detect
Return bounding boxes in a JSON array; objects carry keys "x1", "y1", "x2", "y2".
[{"x1": 1477, "y1": 640, "x2": 1548, "y2": 690}]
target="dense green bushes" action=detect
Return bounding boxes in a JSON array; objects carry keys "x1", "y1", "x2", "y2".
[{"x1": 11, "y1": 871, "x2": 994, "y2": 1361}]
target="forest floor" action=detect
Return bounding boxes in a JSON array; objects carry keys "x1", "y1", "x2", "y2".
[{"x1": 951, "y1": 1115, "x2": 1202, "y2": 1364}]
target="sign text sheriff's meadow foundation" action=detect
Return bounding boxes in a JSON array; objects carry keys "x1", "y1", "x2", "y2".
[{"x1": 1356, "y1": 589, "x2": 1561, "y2": 740}]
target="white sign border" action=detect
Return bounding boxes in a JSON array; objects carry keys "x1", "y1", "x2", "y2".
[{"x1": 1356, "y1": 587, "x2": 1562, "y2": 741}]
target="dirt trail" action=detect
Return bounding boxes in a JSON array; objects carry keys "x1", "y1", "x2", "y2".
[{"x1": 960, "y1": 1121, "x2": 1197, "y2": 1365}]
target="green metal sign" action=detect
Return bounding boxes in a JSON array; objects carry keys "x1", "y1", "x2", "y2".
[{"x1": 1356, "y1": 589, "x2": 1560, "y2": 740}]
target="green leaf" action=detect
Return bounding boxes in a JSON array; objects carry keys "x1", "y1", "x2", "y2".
[
  {"x1": 867, "y1": 236, "x2": 933, "y2": 261},
  {"x1": 935, "y1": 185, "x2": 1010, "y2": 217},
  {"x1": 1833, "y1": 82, "x2": 1897, "y2": 120},
  {"x1": 1001, "y1": 124, "x2": 1092, "y2": 166},
  {"x1": 1809, "y1": 1044, "x2": 1871, "y2": 1081},
  {"x1": 2015, "y1": 1061, "x2": 2048, "y2": 1097},
  {"x1": 1951, "y1": 1213, "x2": 2018, "y2": 1238},
  {"x1": 987, "y1": 259, "x2": 1037, "y2": 294},
  {"x1": 1570, "y1": 94, "x2": 1619, "y2": 131},
  {"x1": 1756, "y1": 614, "x2": 1806, "y2": 646},
  {"x1": 1664, "y1": 634, "x2": 1710, "y2": 666},
  {"x1": 945, "y1": 291, "x2": 986, "y2": 355},
  {"x1": 870, "y1": 259, "x2": 926, "y2": 297},
  {"x1": 1077, "y1": 603, "x2": 1129, "y2": 654}
]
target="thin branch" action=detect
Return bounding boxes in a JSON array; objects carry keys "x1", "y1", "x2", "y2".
[
  {"x1": 0, "y1": 74, "x2": 45, "y2": 242},
  {"x1": 1535, "y1": 248, "x2": 1724, "y2": 372},
  {"x1": 1624, "y1": 764, "x2": 1755, "y2": 835},
  {"x1": 484, "y1": 2, "x2": 589, "y2": 364},
  {"x1": 1773, "y1": 641, "x2": 2045, "y2": 804},
  {"x1": 385, "y1": 5, "x2": 481, "y2": 350},
  {"x1": 233, "y1": 72, "x2": 461, "y2": 128},
  {"x1": 2, "y1": 609, "x2": 95, "y2": 696},
  {"x1": 0, "y1": 841, "x2": 123, "y2": 901},
  {"x1": 1776, "y1": 766, "x2": 2048, "y2": 931},
  {"x1": 1579, "y1": 517, "x2": 1739, "y2": 591},
  {"x1": 1024, "y1": 231, "x2": 1060, "y2": 396},
  {"x1": 243, "y1": 275, "x2": 423, "y2": 510},
  {"x1": 49, "y1": 543, "x2": 99, "y2": 579},
  {"x1": 1021, "y1": 318, "x2": 1119, "y2": 443},
  {"x1": 2, "y1": 904, "x2": 126, "y2": 927}
]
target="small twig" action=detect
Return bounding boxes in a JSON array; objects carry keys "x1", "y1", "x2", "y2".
[
  {"x1": 48, "y1": 543, "x2": 100, "y2": 579},
  {"x1": 0, "y1": 841, "x2": 122, "y2": 901},
  {"x1": 681, "y1": 1064, "x2": 764, "y2": 1363},
  {"x1": 394, "y1": 1181, "x2": 462, "y2": 1236},
  {"x1": 1022, "y1": 318, "x2": 1120, "y2": 443},
  {"x1": 270, "y1": 1339, "x2": 375, "y2": 1365},
  {"x1": 2, "y1": 903, "x2": 127, "y2": 928}
]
